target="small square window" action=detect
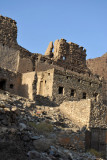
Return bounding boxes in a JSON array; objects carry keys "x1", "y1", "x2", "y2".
[{"x1": 10, "y1": 84, "x2": 14, "y2": 89}]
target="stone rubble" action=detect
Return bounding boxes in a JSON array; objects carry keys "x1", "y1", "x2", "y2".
[{"x1": 0, "y1": 90, "x2": 104, "y2": 160}]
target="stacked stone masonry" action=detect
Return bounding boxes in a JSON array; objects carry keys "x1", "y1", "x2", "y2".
[{"x1": 0, "y1": 15, "x2": 107, "y2": 158}]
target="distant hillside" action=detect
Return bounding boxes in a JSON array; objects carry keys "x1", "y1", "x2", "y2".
[{"x1": 87, "y1": 53, "x2": 107, "y2": 80}]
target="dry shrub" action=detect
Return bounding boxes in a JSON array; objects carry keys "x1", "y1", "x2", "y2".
[{"x1": 28, "y1": 121, "x2": 53, "y2": 133}]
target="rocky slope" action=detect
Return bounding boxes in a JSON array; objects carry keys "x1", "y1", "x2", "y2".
[{"x1": 0, "y1": 90, "x2": 104, "y2": 160}]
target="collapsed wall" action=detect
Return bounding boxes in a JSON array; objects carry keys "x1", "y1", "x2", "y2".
[
  {"x1": 0, "y1": 15, "x2": 37, "y2": 73},
  {"x1": 45, "y1": 39, "x2": 90, "y2": 74}
]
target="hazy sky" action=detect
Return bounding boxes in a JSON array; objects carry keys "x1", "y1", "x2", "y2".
[{"x1": 0, "y1": 0, "x2": 107, "y2": 59}]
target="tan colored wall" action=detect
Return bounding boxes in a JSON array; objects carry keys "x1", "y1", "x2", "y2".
[
  {"x1": 0, "y1": 43, "x2": 20, "y2": 72},
  {"x1": 0, "y1": 68, "x2": 22, "y2": 95},
  {"x1": 60, "y1": 99, "x2": 91, "y2": 128},
  {"x1": 21, "y1": 72, "x2": 35, "y2": 99},
  {"x1": 18, "y1": 57, "x2": 33, "y2": 73},
  {"x1": 37, "y1": 69, "x2": 54, "y2": 97}
]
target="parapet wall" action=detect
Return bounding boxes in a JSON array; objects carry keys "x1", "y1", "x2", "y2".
[{"x1": 0, "y1": 15, "x2": 17, "y2": 46}]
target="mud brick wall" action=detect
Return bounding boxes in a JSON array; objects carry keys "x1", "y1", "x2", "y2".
[
  {"x1": 0, "y1": 15, "x2": 17, "y2": 46},
  {"x1": 20, "y1": 72, "x2": 36, "y2": 99},
  {"x1": 52, "y1": 69, "x2": 102, "y2": 105},
  {"x1": 37, "y1": 69, "x2": 54, "y2": 97}
]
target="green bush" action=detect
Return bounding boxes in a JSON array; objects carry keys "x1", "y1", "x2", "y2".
[{"x1": 28, "y1": 121, "x2": 53, "y2": 133}]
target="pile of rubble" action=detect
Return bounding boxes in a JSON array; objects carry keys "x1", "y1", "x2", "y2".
[{"x1": 0, "y1": 90, "x2": 104, "y2": 160}]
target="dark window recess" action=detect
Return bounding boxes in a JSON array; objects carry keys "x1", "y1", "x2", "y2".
[
  {"x1": 45, "y1": 80, "x2": 46, "y2": 84},
  {"x1": 0, "y1": 79, "x2": 6, "y2": 90},
  {"x1": 83, "y1": 92, "x2": 86, "y2": 99},
  {"x1": 71, "y1": 89, "x2": 75, "y2": 97},
  {"x1": 93, "y1": 93, "x2": 98, "y2": 102},
  {"x1": 10, "y1": 84, "x2": 14, "y2": 89},
  {"x1": 48, "y1": 73, "x2": 50, "y2": 76},
  {"x1": 90, "y1": 82, "x2": 92, "y2": 86},
  {"x1": 58, "y1": 87, "x2": 64, "y2": 94},
  {"x1": 78, "y1": 79, "x2": 80, "y2": 82}
]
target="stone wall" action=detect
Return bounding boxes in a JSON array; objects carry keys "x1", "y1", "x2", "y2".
[
  {"x1": 18, "y1": 57, "x2": 34, "y2": 73},
  {"x1": 60, "y1": 99, "x2": 91, "y2": 128},
  {"x1": 37, "y1": 69, "x2": 54, "y2": 97},
  {"x1": 87, "y1": 53, "x2": 107, "y2": 105},
  {"x1": 0, "y1": 67, "x2": 21, "y2": 95},
  {"x1": 0, "y1": 15, "x2": 17, "y2": 46},
  {"x1": 45, "y1": 39, "x2": 89, "y2": 74},
  {"x1": 0, "y1": 43, "x2": 20, "y2": 72},
  {"x1": 20, "y1": 72, "x2": 36, "y2": 99},
  {"x1": 52, "y1": 68, "x2": 102, "y2": 105},
  {"x1": 89, "y1": 101, "x2": 107, "y2": 128}
]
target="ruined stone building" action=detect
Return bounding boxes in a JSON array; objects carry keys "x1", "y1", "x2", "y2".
[
  {"x1": 0, "y1": 15, "x2": 104, "y2": 104},
  {"x1": 0, "y1": 15, "x2": 107, "y2": 158}
]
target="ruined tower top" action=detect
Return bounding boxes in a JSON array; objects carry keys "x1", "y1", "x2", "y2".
[{"x1": 0, "y1": 15, "x2": 17, "y2": 46}]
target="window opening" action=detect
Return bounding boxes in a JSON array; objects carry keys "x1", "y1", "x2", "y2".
[
  {"x1": 93, "y1": 93, "x2": 98, "y2": 102},
  {"x1": 58, "y1": 87, "x2": 64, "y2": 94},
  {"x1": 83, "y1": 92, "x2": 86, "y2": 99},
  {"x1": 10, "y1": 84, "x2": 14, "y2": 89},
  {"x1": 78, "y1": 79, "x2": 80, "y2": 82},
  {"x1": 90, "y1": 82, "x2": 92, "y2": 86},
  {"x1": 71, "y1": 89, "x2": 75, "y2": 97}
]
